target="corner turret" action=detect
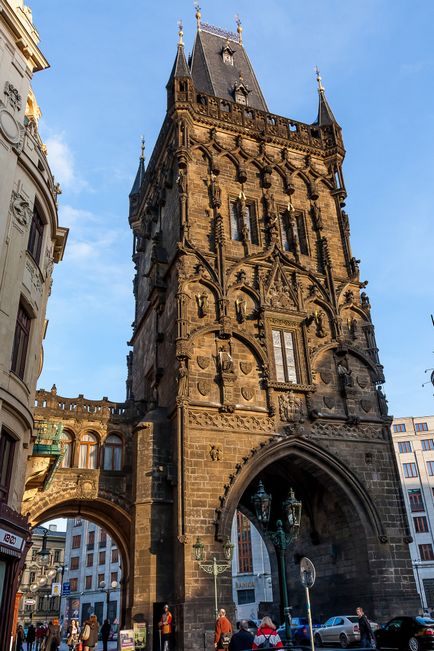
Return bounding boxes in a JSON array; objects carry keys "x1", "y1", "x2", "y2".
[
  {"x1": 313, "y1": 66, "x2": 339, "y2": 126},
  {"x1": 129, "y1": 137, "x2": 145, "y2": 222},
  {"x1": 166, "y1": 21, "x2": 194, "y2": 108}
]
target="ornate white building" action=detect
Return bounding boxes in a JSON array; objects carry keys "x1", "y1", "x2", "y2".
[{"x1": 0, "y1": 1, "x2": 67, "y2": 646}]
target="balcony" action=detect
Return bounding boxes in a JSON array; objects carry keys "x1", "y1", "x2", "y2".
[{"x1": 23, "y1": 421, "x2": 64, "y2": 499}]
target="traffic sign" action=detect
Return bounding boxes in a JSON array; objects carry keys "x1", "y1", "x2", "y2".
[
  {"x1": 300, "y1": 557, "x2": 316, "y2": 588},
  {"x1": 62, "y1": 582, "x2": 71, "y2": 595}
]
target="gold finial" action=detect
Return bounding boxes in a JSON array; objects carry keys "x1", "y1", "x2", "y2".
[
  {"x1": 235, "y1": 14, "x2": 243, "y2": 45},
  {"x1": 194, "y1": 2, "x2": 201, "y2": 30},
  {"x1": 140, "y1": 135, "x2": 145, "y2": 161},
  {"x1": 315, "y1": 65, "x2": 325, "y2": 92},
  {"x1": 178, "y1": 19, "x2": 184, "y2": 46}
]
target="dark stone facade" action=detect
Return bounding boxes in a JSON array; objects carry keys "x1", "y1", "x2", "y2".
[{"x1": 27, "y1": 20, "x2": 419, "y2": 651}]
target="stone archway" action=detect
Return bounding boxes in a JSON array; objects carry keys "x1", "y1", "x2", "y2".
[
  {"x1": 217, "y1": 436, "x2": 396, "y2": 621},
  {"x1": 24, "y1": 474, "x2": 132, "y2": 626}
]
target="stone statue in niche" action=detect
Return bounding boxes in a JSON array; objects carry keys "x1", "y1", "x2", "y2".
[
  {"x1": 347, "y1": 316, "x2": 358, "y2": 340},
  {"x1": 209, "y1": 172, "x2": 221, "y2": 208},
  {"x1": 278, "y1": 391, "x2": 304, "y2": 422},
  {"x1": 349, "y1": 256, "x2": 360, "y2": 276},
  {"x1": 361, "y1": 292, "x2": 371, "y2": 309},
  {"x1": 176, "y1": 169, "x2": 187, "y2": 194},
  {"x1": 177, "y1": 359, "x2": 189, "y2": 397},
  {"x1": 377, "y1": 386, "x2": 388, "y2": 416},
  {"x1": 268, "y1": 276, "x2": 293, "y2": 309},
  {"x1": 311, "y1": 202, "x2": 323, "y2": 230},
  {"x1": 341, "y1": 209, "x2": 350, "y2": 234},
  {"x1": 218, "y1": 345, "x2": 234, "y2": 374},
  {"x1": 196, "y1": 291, "x2": 209, "y2": 318},
  {"x1": 344, "y1": 289, "x2": 354, "y2": 305},
  {"x1": 314, "y1": 310, "x2": 326, "y2": 338},
  {"x1": 235, "y1": 295, "x2": 247, "y2": 323},
  {"x1": 337, "y1": 358, "x2": 354, "y2": 389}
]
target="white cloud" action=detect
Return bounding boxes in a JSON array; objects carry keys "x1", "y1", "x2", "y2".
[
  {"x1": 59, "y1": 204, "x2": 97, "y2": 228},
  {"x1": 44, "y1": 133, "x2": 89, "y2": 192}
]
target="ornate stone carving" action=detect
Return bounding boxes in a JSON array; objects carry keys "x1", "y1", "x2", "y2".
[
  {"x1": 189, "y1": 410, "x2": 274, "y2": 433},
  {"x1": 177, "y1": 359, "x2": 189, "y2": 398},
  {"x1": 197, "y1": 380, "x2": 211, "y2": 396},
  {"x1": 217, "y1": 345, "x2": 234, "y2": 374},
  {"x1": 320, "y1": 369, "x2": 332, "y2": 385},
  {"x1": 336, "y1": 358, "x2": 354, "y2": 389},
  {"x1": 235, "y1": 295, "x2": 247, "y2": 323},
  {"x1": 10, "y1": 190, "x2": 31, "y2": 226},
  {"x1": 241, "y1": 386, "x2": 254, "y2": 401},
  {"x1": 209, "y1": 444, "x2": 222, "y2": 461},
  {"x1": 0, "y1": 107, "x2": 24, "y2": 148},
  {"x1": 240, "y1": 361, "x2": 253, "y2": 375},
  {"x1": 323, "y1": 396, "x2": 335, "y2": 409},
  {"x1": 4, "y1": 82, "x2": 22, "y2": 111},
  {"x1": 25, "y1": 259, "x2": 42, "y2": 295},
  {"x1": 360, "y1": 398, "x2": 372, "y2": 413},
  {"x1": 197, "y1": 355, "x2": 210, "y2": 370},
  {"x1": 196, "y1": 291, "x2": 209, "y2": 317},
  {"x1": 306, "y1": 422, "x2": 385, "y2": 441},
  {"x1": 357, "y1": 375, "x2": 369, "y2": 389},
  {"x1": 278, "y1": 391, "x2": 305, "y2": 422}
]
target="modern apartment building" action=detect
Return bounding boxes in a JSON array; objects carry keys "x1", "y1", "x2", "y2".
[
  {"x1": 61, "y1": 518, "x2": 121, "y2": 626},
  {"x1": 18, "y1": 524, "x2": 66, "y2": 625},
  {"x1": 392, "y1": 415, "x2": 434, "y2": 611},
  {"x1": 231, "y1": 511, "x2": 273, "y2": 622}
]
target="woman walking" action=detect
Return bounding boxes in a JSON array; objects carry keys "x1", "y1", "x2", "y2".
[{"x1": 252, "y1": 617, "x2": 283, "y2": 649}]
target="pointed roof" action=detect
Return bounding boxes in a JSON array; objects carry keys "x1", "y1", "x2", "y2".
[
  {"x1": 313, "y1": 67, "x2": 338, "y2": 127},
  {"x1": 190, "y1": 23, "x2": 268, "y2": 112},
  {"x1": 166, "y1": 42, "x2": 191, "y2": 88},
  {"x1": 129, "y1": 138, "x2": 145, "y2": 198}
]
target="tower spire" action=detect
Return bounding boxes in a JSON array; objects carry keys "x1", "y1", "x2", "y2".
[
  {"x1": 178, "y1": 19, "x2": 184, "y2": 46},
  {"x1": 194, "y1": 2, "x2": 201, "y2": 30},
  {"x1": 235, "y1": 14, "x2": 243, "y2": 45},
  {"x1": 313, "y1": 66, "x2": 338, "y2": 126},
  {"x1": 129, "y1": 136, "x2": 145, "y2": 198}
]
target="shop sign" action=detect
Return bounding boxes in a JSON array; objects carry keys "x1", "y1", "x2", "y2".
[
  {"x1": 119, "y1": 629, "x2": 135, "y2": 651},
  {"x1": 134, "y1": 623, "x2": 147, "y2": 650},
  {"x1": 0, "y1": 527, "x2": 23, "y2": 551},
  {"x1": 25, "y1": 599, "x2": 36, "y2": 606}
]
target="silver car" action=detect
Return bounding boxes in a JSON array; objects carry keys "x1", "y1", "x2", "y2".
[{"x1": 314, "y1": 616, "x2": 362, "y2": 648}]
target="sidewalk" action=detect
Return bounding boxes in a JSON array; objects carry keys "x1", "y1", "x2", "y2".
[{"x1": 59, "y1": 643, "x2": 118, "y2": 651}]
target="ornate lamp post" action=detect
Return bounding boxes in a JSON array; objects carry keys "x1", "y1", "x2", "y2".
[
  {"x1": 251, "y1": 482, "x2": 302, "y2": 646},
  {"x1": 99, "y1": 580, "x2": 119, "y2": 621},
  {"x1": 192, "y1": 537, "x2": 234, "y2": 618}
]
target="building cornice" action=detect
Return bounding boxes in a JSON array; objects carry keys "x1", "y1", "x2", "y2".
[{"x1": 0, "y1": 1, "x2": 49, "y2": 72}]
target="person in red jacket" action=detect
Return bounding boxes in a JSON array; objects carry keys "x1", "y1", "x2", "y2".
[
  {"x1": 214, "y1": 609, "x2": 232, "y2": 650},
  {"x1": 252, "y1": 617, "x2": 283, "y2": 649},
  {"x1": 159, "y1": 604, "x2": 173, "y2": 651}
]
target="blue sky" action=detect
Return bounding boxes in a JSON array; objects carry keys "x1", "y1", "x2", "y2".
[{"x1": 31, "y1": 0, "x2": 433, "y2": 417}]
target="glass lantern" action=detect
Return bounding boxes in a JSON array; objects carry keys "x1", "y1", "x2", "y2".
[
  {"x1": 192, "y1": 537, "x2": 205, "y2": 561},
  {"x1": 282, "y1": 487, "x2": 302, "y2": 533},
  {"x1": 251, "y1": 480, "x2": 272, "y2": 526},
  {"x1": 222, "y1": 537, "x2": 234, "y2": 562}
]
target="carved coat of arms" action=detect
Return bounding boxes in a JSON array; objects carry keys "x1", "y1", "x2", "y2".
[{"x1": 197, "y1": 356, "x2": 210, "y2": 370}]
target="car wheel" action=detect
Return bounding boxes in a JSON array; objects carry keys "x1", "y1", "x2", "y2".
[
  {"x1": 314, "y1": 634, "x2": 323, "y2": 647},
  {"x1": 340, "y1": 634, "x2": 349, "y2": 649},
  {"x1": 408, "y1": 637, "x2": 419, "y2": 651}
]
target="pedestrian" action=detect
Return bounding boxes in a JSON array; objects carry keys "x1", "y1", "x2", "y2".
[
  {"x1": 101, "y1": 619, "x2": 111, "y2": 651},
  {"x1": 80, "y1": 614, "x2": 99, "y2": 651},
  {"x1": 356, "y1": 607, "x2": 375, "y2": 648},
  {"x1": 16, "y1": 624, "x2": 25, "y2": 651},
  {"x1": 229, "y1": 620, "x2": 254, "y2": 651},
  {"x1": 159, "y1": 604, "x2": 173, "y2": 651},
  {"x1": 35, "y1": 623, "x2": 46, "y2": 651},
  {"x1": 44, "y1": 619, "x2": 61, "y2": 651},
  {"x1": 252, "y1": 617, "x2": 283, "y2": 649},
  {"x1": 214, "y1": 608, "x2": 232, "y2": 650},
  {"x1": 66, "y1": 619, "x2": 80, "y2": 650},
  {"x1": 26, "y1": 623, "x2": 36, "y2": 651}
]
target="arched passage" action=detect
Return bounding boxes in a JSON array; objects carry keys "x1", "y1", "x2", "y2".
[
  {"x1": 26, "y1": 497, "x2": 131, "y2": 628},
  {"x1": 219, "y1": 437, "x2": 387, "y2": 621}
]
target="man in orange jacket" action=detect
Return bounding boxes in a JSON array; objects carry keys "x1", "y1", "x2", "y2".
[
  {"x1": 159, "y1": 604, "x2": 173, "y2": 651},
  {"x1": 214, "y1": 609, "x2": 232, "y2": 650}
]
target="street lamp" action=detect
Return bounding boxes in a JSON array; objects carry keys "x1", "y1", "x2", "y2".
[
  {"x1": 99, "y1": 580, "x2": 119, "y2": 621},
  {"x1": 37, "y1": 530, "x2": 50, "y2": 566},
  {"x1": 193, "y1": 539, "x2": 234, "y2": 617},
  {"x1": 251, "y1": 482, "x2": 302, "y2": 646}
]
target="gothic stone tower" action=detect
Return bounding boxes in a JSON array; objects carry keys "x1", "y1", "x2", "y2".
[{"x1": 128, "y1": 16, "x2": 418, "y2": 649}]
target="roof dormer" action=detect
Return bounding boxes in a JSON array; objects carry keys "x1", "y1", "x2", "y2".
[{"x1": 233, "y1": 73, "x2": 251, "y2": 105}]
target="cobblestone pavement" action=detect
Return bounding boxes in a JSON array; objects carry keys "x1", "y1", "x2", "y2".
[{"x1": 58, "y1": 642, "x2": 118, "y2": 651}]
